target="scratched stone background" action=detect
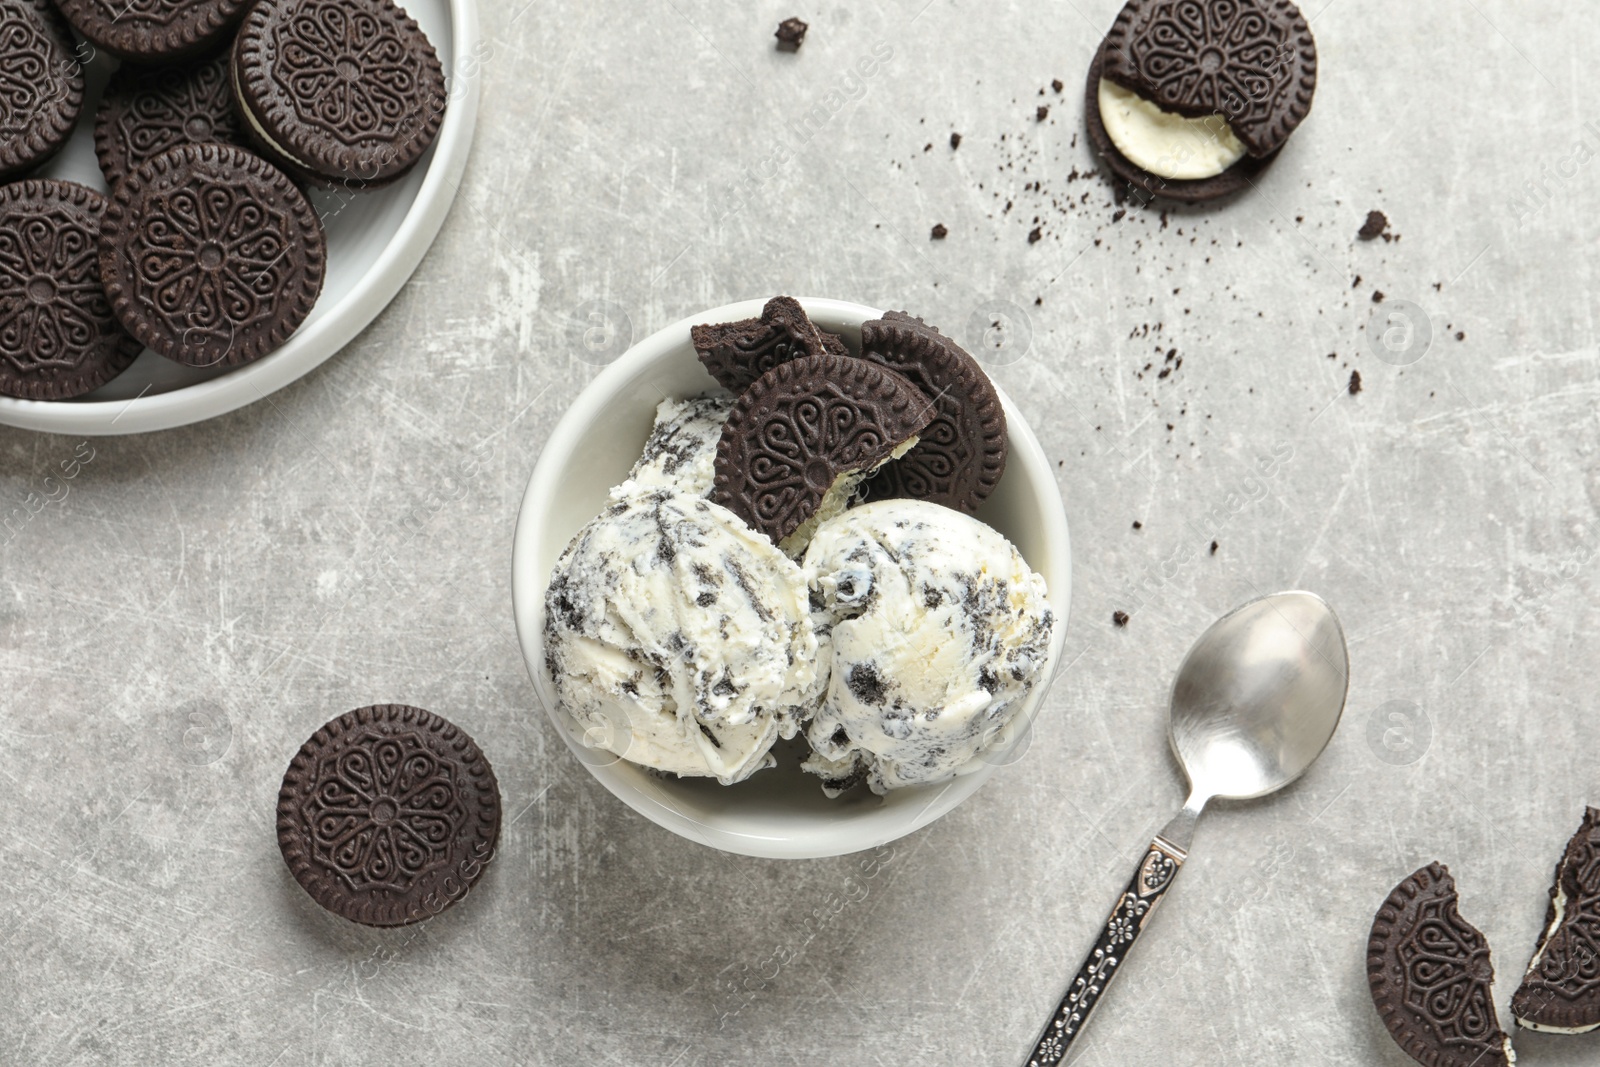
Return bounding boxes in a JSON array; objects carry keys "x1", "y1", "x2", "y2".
[{"x1": 2, "y1": 0, "x2": 1598, "y2": 1064}]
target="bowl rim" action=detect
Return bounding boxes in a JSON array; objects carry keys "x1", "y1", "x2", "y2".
[
  {"x1": 0, "y1": 0, "x2": 482, "y2": 436},
  {"x1": 510, "y1": 297, "x2": 1072, "y2": 859}
]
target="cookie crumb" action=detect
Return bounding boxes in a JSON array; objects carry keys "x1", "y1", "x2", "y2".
[
  {"x1": 1371, "y1": 290, "x2": 1385, "y2": 304},
  {"x1": 1348, "y1": 370, "x2": 1363, "y2": 395},
  {"x1": 930, "y1": 223, "x2": 948, "y2": 240},
  {"x1": 1209, "y1": 540, "x2": 1219, "y2": 555},
  {"x1": 1112, "y1": 610, "x2": 1129, "y2": 628},
  {"x1": 775, "y1": 17, "x2": 808, "y2": 50},
  {"x1": 1051, "y1": 78, "x2": 1064, "y2": 93},
  {"x1": 950, "y1": 131, "x2": 962, "y2": 149},
  {"x1": 1131, "y1": 520, "x2": 1142, "y2": 530},
  {"x1": 1027, "y1": 226, "x2": 1042, "y2": 244},
  {"x1": 1358, "y1": 210, "x2": 1388, "y2": 241},
  {"x1": 1456, "y1": 331, "x2": 1466, "y2": 341},
  {"x1": 1036, "y1": 104, "x2": 1050, "y2": 121}
]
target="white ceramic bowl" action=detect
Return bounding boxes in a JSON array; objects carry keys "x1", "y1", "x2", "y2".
[
  {"x1": 0, "y1": 0, "x2": 479, "y2": 436},
  {"x1": 511, "y1": 298, "x2": 1072, "y2": 859}
]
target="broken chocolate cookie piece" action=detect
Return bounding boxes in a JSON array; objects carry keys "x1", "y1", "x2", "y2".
[
  {"x1": 712, "y1": 353, "x2": 933, "y2": 551},
  {"x1": 692, "y1": 296, "x2": 840, "y2": 394},
  {"x1": 1512, "y1": 807, "x2": 1600, "y2": 1034},
  {"x1": 858, "y1": 311, "x2": 1008, "y2": 515},
  {"x1": 1087, "y1": 0, "x2": 1317, "y2": 203},
  {"x1": 1101, "y1": 0, "x2": 1318, "y2": 159},
  {"x1": 1368, "y1": 862, "x2": 1515, "y2": 1067},
  {"x1": 775, "y1": 17, "x2": 808, "y2": 50}
]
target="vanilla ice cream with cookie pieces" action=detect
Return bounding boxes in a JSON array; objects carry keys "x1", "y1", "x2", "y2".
[
  {"x1": 618, "y1": 396, "x2": 732, "y2": 497},
  {"x1": 800, "y1": 499, "x2": 1054, "y2": 795},
  {"x1": 543, "y1": 487, "x2": 823, "y2": 784}
]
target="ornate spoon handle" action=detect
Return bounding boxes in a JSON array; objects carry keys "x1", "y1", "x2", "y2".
[{"x1": 1024, "y1": 836, "x2": 1188, "y2": 1066}]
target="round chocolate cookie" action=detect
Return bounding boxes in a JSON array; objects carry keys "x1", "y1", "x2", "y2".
[
  {"x1": 0, "y1": 181, "x2": 143, "y2": 401},
  {"x1": 0, "y1": 0, "x2": 86, "y2": 182},
  {"x1": 232, "y1": 0, "x2": 448, "y2": 188},
  {"x1": 277, "y1": 704, "x2": 502, "y2": 928},
  {"x1": 99, "y1": 143, "x2": 326, "y2": 368},
  {"x1": 1084, "y1": 43, "x2": 1273, "y2": 205},
  {"x1": 95, "y1": 51, "x2": 251, "y2": 188},
  {"x1": 54, "y1": 0, "x2": 249, "y2": 63},
  {"x1": 1367, "y1": 862, "x2": 1514, "y2": 1067},
  {"x1": 857, "y1": 312, "x2": 1007, "y2": 515},
  {"x1": 713, "y1": 354, "x2": 934, "y2": 546}
]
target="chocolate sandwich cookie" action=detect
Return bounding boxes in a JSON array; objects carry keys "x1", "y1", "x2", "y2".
[
  {"x1": 858, "y1": 311, "x2": 1007, "y2": 515},
  {"x1": 54, "y1": 0, "x2": 248, "y2": 63},
  {"x1": 692, "y1": 296, "x2": 850, "y2": 394},
  {"x1": 713, "y1": 354, "x2": 934, "y2": 548},
  {"x1": 277, "y1": 704, "x2": 502, "y2": 927},
  {"x1": 1511, "y1": 807, "x2": 1600, "y2": 1033},
  {"x1": 1087, "y1": 0, "x2": 1317, "y2": 203},
  {"x1": 95, "y1": 51, "x2": 251, "y2": 189},
  {"x1": 232, "y1": 0, "x2": 448, "y2": 188},
  {"x1": 0, "y1": 0, "x2": 85, "y2": 182},
  {"x1": 100, "y1": 143, "x2": 326, "y2": 367},
  {"x1": 1368, "y1": 862, "x2": 1514, "y2": 1067},
  {"x1": 0, "y1": 181, "x2": 143, "y2": 401}
]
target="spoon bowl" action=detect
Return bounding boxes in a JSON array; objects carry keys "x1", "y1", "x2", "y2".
[{"x1": 1170, "y1": 591, "x2": 1349, "y2": 803}]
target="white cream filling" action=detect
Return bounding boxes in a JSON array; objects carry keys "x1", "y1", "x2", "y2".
[
  {"x1": 1097, "y1": 78, "x2": 1247, "y2": 181},
  {"x1": 232, "y1": 59, "x2": 311, "y2": 171}
]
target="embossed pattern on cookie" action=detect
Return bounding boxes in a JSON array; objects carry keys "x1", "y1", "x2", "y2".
[
  {"x1": 858, "y1": 311, "x2": 1007, "y2": 515},
  {"x1": 277, "y1": 704, "x2": 502, "y2": 927},
  {"x1": 691, "y1": 296, "x2": 849, "y2": 394},
  {"x1": 95, "y1": 52, "x2": 250, "y2": 189},
  {"x1": 1084, "y1": 43, "x2": 1273, "y2": 204},
  {"x1": 55, "y1": 0, "x2": 248, "y2": 62},
  {"x1": 1512, "y1": 807, "x2": 1600, "y2": 1033},
  {"x1": 0, "y1": 0, "x2": 85, "y2": 181},
  {"x1": 0, "y1": 180, "x2": 142, "y2": 400},
  {"x1": 232, "y1": 0, "x2": 447, "y2": 187},
  {"x1": 712, "y1": 354, "x2": 934, "y2": 547},
  {"x1": 1367, "y1": 862, "x2": 1514, "y2": 1067},
  {"x1": 1101, "y1": 0, "x2": 1317, "y2": 158},
  {"x1": 99, "y1": 143, "x2": 326, "y2": 368}
]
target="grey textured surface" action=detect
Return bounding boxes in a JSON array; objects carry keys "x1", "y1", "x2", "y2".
[{"x1": 2, "y1": 1, "x2": 1598, "y2": 1064}]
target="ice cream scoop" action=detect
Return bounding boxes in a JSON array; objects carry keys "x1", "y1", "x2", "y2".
[
  {"x1": 800, "y1": 499, "x2": 1054, "y2": 795},
  {"x1": 543, "y1": 487, "x2": 822, "y2": 784}
]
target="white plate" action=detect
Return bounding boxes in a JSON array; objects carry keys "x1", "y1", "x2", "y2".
[
  {"x1": 0, "y1": 0, "x2": 480, "y2": 436},
  {"x1": 511, "y1": 299, "x2": 1073, "y2": 859}
]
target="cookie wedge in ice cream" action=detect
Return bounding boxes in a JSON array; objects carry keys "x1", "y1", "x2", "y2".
[{"x1": 712, "y1": 354, "x2": 934, "y2": 556}]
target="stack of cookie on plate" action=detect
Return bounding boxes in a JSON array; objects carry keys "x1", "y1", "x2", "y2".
[{"x1": 0, "y1": 0, "x2": 447, "y2": 401}]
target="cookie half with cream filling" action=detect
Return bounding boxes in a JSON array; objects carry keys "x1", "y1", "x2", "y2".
[
  {"x1": 1085, "y1": 0, "x2": 1317, "y2": 204},
  {"x1": 1511, "y1": 807, "x2": 1600, "y2": 1034}
]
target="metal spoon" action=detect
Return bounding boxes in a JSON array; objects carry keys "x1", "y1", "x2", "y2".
[{"x1": 1024, "y1": 590, "x2": 1349, "y2": 1066}]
